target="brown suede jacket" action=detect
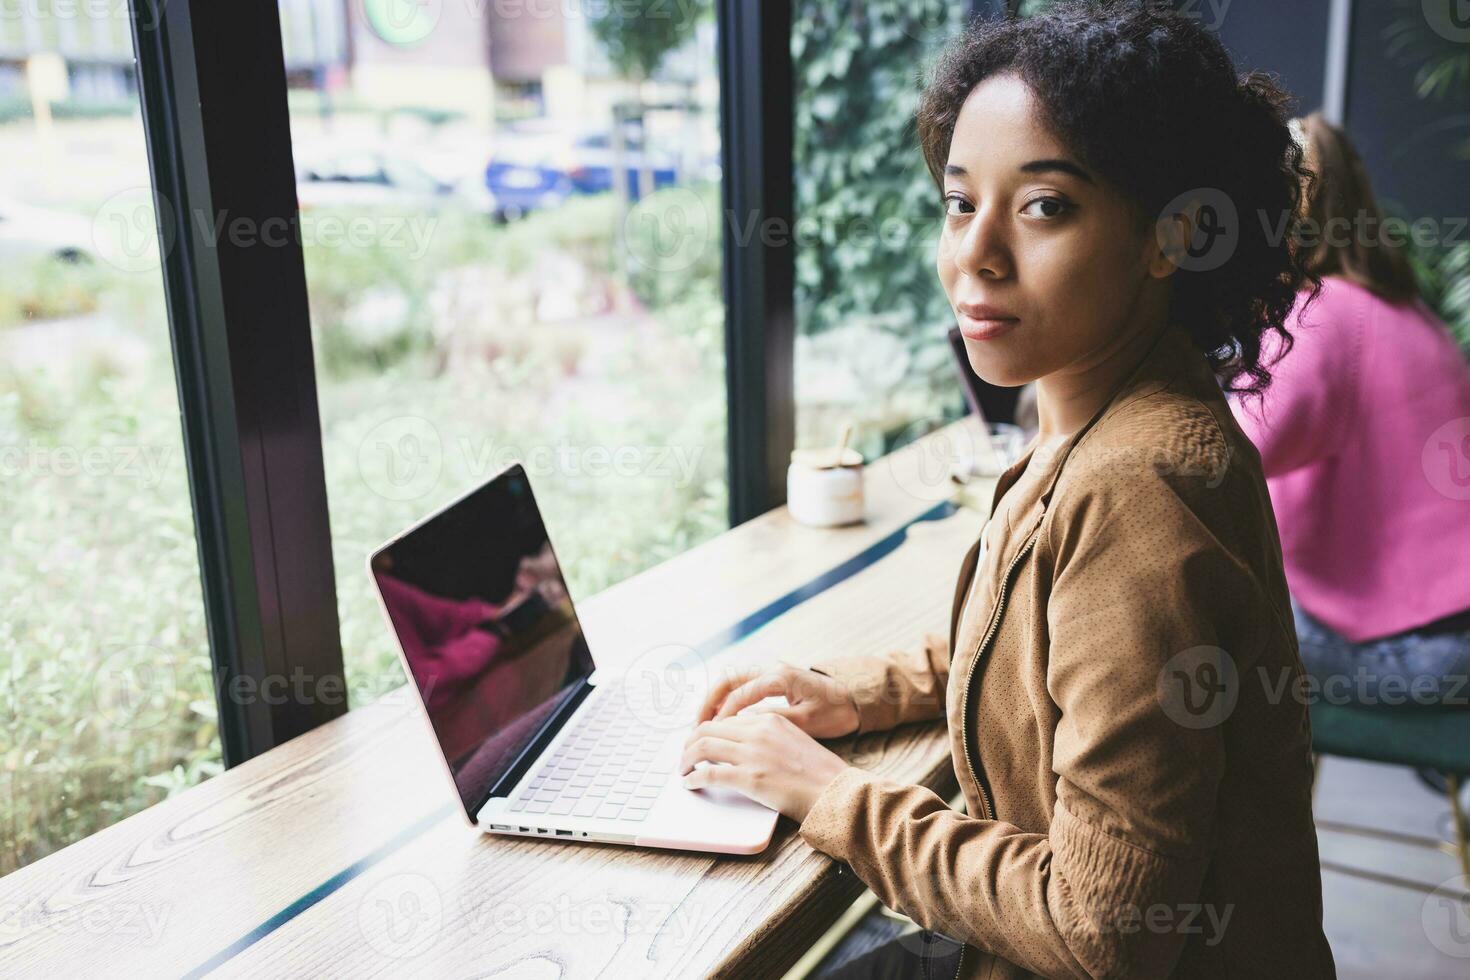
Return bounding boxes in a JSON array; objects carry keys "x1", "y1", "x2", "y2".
[{"x1": 797, "y1": 324, "x2": 1336, "y2": 979}]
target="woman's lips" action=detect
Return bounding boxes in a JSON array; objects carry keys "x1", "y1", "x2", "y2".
[{"x1": 958, "y1": 312, "x2": 1019, "y2": 341}]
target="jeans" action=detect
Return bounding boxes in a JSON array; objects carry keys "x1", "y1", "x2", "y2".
[
  {"x1": 821, "y1": 928, "x2": 965, "y2": 980},
  {"x1": 1290, "y1": 598, "x2": 1470, "y2": 708}
]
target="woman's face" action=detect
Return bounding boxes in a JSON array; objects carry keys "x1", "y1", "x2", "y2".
[{"x1": 937, "y1": 73, "x2": 1167, "y2": 387}]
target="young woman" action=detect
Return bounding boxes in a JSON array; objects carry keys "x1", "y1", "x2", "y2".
[
  {"x1": 1229, "y1": 113, "x2": 1470, "y2": 714},
  {"x1": 681, "y1": 4, "x2": 1336, "y2": 977}
]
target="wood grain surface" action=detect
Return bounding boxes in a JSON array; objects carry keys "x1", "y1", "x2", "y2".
[{"x1": 0, "y1": 416, "x2": 996, "y2": 978}]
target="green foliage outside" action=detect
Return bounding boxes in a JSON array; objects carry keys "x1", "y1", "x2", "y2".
[
  {"x1": 790, "y1": 0, "x2": 970, "y2": 454},
  {"x1": 1, "y1": 182, "x2": 728, "y2": 874},
  {"x1": 588, "y1": 0, "x2": 710, "y2": 81}
]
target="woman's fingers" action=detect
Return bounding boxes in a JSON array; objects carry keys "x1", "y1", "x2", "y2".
[
  {"x1": 694, "y1": 664, "x2": 766, "y2": 723},
  {"x1": 692, "y1": 670, "x2": 745, "y2": 723},
  {"x1": 678, "y1": 734, "x2": 745, "y2": 775},
  {"x1": 713, "y1": 671, "x2": 791, "y2": 720}
]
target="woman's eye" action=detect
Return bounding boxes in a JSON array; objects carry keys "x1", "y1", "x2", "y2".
[
  {"x1": 943, "y1": 195, "x2": 973, "y2": 218},
  {"x1": 1021, "y1": 196, "x2": 1070, "y2": 219}
]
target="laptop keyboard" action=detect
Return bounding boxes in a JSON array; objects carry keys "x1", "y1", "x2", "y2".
[{"x1": 508, "y1": 682, "x2": 681, "y2": 823}]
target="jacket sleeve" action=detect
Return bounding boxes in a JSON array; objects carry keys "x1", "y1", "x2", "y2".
[
  {"x1": 798, "y1": 466, "x2": 1244, "y2": 979},
  {"x1": 798, "y1": 630, "x2": 950, "y2": 735}
]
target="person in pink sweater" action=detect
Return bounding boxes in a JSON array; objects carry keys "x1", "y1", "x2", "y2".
[{"x1": 1228, "y1": 113, "x2": 1470, "y2": 710}]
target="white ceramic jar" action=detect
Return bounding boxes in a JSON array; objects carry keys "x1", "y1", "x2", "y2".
[{"x1": 787, "y1": 447, "x2": 865, "y2": 527}]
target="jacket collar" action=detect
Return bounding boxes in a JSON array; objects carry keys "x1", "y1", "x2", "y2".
[
  {"x1": 950, "y1": 325, "x2": 1211, "y2": 655},
  {"x1": 987, "y1": 322, "x2": 1207, "y2": 522}
]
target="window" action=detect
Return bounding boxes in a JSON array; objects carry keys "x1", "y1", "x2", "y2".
[
  {"x1": 285, "y1": 1, "x2": 729, "y2": 706},
  {"x1": 0, "y1": 11, "x2": 215, "y2": 873},
  {"x1": 790, "y1": 1, "x2": 968, "y2": 458}
]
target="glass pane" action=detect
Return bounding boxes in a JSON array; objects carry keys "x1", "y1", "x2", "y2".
[
  {"x1": 0, "y1": 19, "x2": 216, "y2": 872},
  {"x1": 791, "y1": 2, "x2": 968, "y2": 459},
  {"x1": 283, "y1": 0, "x2": 728, "y2": 706}
]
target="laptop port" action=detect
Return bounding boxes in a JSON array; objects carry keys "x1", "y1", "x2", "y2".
[
  {"x1": 555, "y1": 829, "x2": 573, "y2": 837},
  {"x1": 518, "y1": 826, "x2": 530, "y2": 832}
]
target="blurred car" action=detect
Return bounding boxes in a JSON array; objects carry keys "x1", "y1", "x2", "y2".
[
  {"x1": 0, "y1": 199, "x2": 95, "y2": 264},
  {"x1": 295, "y1": 149, "x2": 498, "y2": 218},
  {"x1": 485, "y1": 121, "x2": 681, "y2": 221}
]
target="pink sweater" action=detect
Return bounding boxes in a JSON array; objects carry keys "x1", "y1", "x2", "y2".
[{"x1": 1228, "y1": 276, "x2": 1470, "y2": 642}]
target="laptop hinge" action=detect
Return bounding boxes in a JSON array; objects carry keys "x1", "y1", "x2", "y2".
[{"x1": 470, "y1": 675, "x2": 596, "y2": 820}]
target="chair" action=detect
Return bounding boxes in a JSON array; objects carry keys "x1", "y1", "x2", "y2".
[
  {"x1": 947, "y1": 325, "x2": 1021, "y2": 424},
  {"x1": 1309, "y1": 701, "x2": 1470, "y2": 880}
]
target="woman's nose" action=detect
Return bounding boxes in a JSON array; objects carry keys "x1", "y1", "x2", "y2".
[{"x1": 952, "y1": 204, "x2": 1012, "y2": 280}]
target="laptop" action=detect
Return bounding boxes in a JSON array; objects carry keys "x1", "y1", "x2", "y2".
[{"x1": 368, "y1": 462, "x2": 780, "y2": 854}]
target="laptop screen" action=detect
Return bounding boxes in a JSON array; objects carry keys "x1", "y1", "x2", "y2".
[{"x1": 370, "y1": 464, "x2": 594, "y2": 819}]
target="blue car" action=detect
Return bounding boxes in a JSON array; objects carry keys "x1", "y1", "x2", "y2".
[{"x1": 486, "y1": 127, "x2": 680, "y2": 221}]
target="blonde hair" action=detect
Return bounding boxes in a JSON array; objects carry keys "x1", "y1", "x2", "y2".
[{"x1": 1295, "y1": 112, "x2": 1421, "y2": 305}]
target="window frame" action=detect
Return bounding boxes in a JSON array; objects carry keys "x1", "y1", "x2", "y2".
[
  {"x1": 130, "y1": 0, "x2": 345, "y2": 765},
  {"x1": 125, "y1": 0, "x2": 858, "y2": 759}
]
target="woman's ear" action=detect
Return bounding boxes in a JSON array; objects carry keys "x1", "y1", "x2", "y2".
[{"x1": 1150, "y1": 206, "x2": 1195, "y2": 279}]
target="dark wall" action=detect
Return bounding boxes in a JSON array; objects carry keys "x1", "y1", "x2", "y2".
[
  {"x1": 1343, "y1": 0, "x2": 1470, "y2": 221},
  {"x1": 1212, "y1": 0, "x2": 1330, "y2": 115},
  {"x1": 1213, "y1": 0, "x2": 1469, "y2": 223}
]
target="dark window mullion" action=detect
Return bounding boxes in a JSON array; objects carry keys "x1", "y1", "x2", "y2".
[
  {"x1": 130, "y1": 0, "x2": 344, "y2": 765},
  {"x1": 718, "y1": 0, "x2": 796, "y2": 526}
]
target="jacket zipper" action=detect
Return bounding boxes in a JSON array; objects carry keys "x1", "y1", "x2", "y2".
[
  {"x1": 959, "y1": 524, "x2": 1040, "y2": 822},
  {"x1": 946, "y1": 523, "x2": 1039, "y2": 980}
]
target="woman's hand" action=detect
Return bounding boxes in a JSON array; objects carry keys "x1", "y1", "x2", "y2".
[
  {"x1": 693, "y1": 662, "x2": 860, "y2": 739},
  {"x1": 679, "y1": 713, "x2": 851, "y2": 822}
]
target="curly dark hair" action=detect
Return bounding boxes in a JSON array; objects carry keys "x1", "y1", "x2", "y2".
[{"x1": 916, "y1": 0, "x2": 1320, "y2": 396}]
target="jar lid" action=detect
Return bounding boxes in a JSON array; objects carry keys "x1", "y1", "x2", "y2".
[{"x1": 790, "y1": 447, "x2": 864, "y2": 469}]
